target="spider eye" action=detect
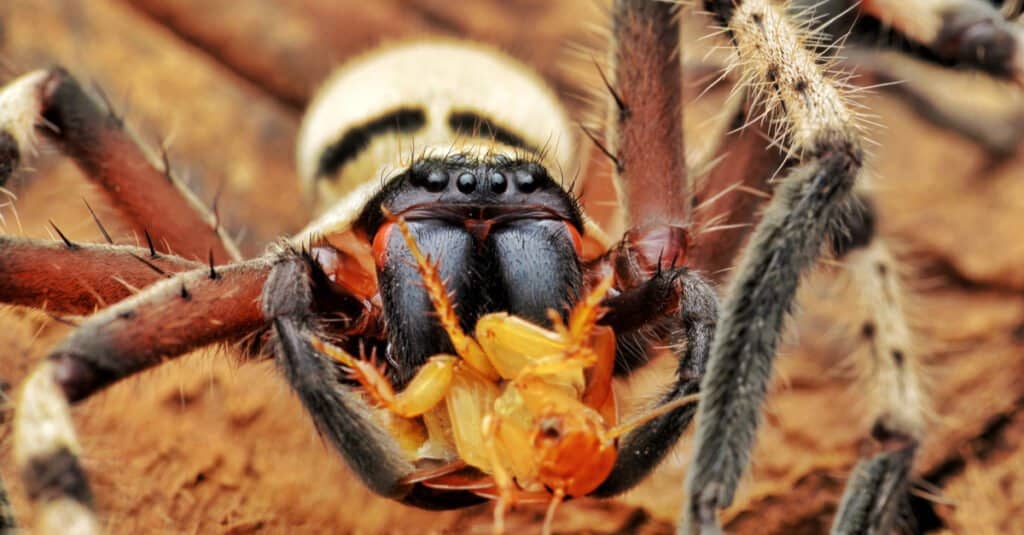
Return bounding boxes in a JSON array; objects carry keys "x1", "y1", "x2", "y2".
[
  {"x1": 409, "y1": 168, "x2": 449, "y2": 193},
  {"x1": 489, "y1": 172, "x2": 507, "y2": 194},
  {"x1": 456, "y1": 172, "x2": 477, "y2": 194},
  {"x1": 515, "y1": 170, "x2": 538, "y2": 193},
  {"x1": 424, "y1": 170, "x2": 448, "y2": 192}
]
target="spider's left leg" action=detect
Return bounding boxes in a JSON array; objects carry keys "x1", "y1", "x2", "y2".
[
  {"x1": 684, "y1": 1, "x2": 870, "y2": 533},
  {"x1": 584, "y1": 0, "x2": 720, "y2": 496},
  {"x1": 13, "y1": 259, "x2": 270, "y2": 533}
]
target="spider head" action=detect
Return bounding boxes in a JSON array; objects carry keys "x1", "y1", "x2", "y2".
[{"x1": 353, "y1": 151, "x2": 586, "y2": 386}]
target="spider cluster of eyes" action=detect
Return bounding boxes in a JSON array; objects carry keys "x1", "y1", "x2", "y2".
[{"x1": 407, "y1": 155, "x2": 547, "y2": 195}]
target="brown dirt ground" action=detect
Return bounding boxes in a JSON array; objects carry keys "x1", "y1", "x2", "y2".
[{"x1": 3, "y1": 1, "x2": 1024, "y2": 533}]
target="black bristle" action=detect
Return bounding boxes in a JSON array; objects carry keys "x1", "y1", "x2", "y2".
[
  {"x1": 580, "y1": 124, "x2": 623, "y2": 172},
  {"x1": 144, "y1": 229, "x2": 157, "y2": 257},
  {"x1": 83, "y1": 199, "x2": 114, "y2": 244},
  {"x1": 593, "y1": 59, "x2": 627, "y2": 115},
  {"x1": 180, "y1": 282, "x2": 191, "y2": 300},
  {"x1": 49, "y1": 220, "x2": 78, "y2": 250},
  {"x1": 208, "y1": 250, "x2": 218, "y2": 280},
  {"x1": 129, "y1": 253, "x2": 167, "y2": 276}
]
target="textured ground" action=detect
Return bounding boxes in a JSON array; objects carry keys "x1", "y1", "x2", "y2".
[{"x1": 2, "y1": 1, "x2": 1024, "y2": 533}]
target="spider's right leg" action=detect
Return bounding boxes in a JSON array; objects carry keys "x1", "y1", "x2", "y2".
[
  {"x1": 13, "y1": 258, "x2": 270, "y2": 534},
  {"x1": 583, "y1": 0, "x2": 722, "y2": 497},
  {"x1": 0, "y1": 236, "x2": 201, "y2": 314},
  {"x1": 0, "y1": 69, "x2": 240, "y2": 262},
  {"x1": 826, "y1": 193, "x2": 925, "y2": 534}
]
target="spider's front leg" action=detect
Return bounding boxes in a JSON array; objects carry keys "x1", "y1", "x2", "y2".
[
  {"x1": 13, "y1": 258, "x2": 269, "y2": 533},
  {"x1": 685, "y1": 2, "x2": 922, "y2": 534},
  {"x1": 582, "y1": 0, "x2": 722, "y2": 497}
]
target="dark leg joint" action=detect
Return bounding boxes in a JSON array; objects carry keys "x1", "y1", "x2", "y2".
[
  {"x1": 870, "y1": 420, "x2": 918, "y2": 453},
  {"x1": 21, "y1": 447, "x2": 94, "y2": 508},
  {"x1": 49, "y1": 352, "x2": 118, "y2": 404},
  {"x1": 0, "y1": 130, "x2": 19, "y2": 186},
  {"x1": 936, "y1": 9, "x2": 1019, "y2": 78},
  {"x1": 831, "y1": 194, "x2": 876, "y2": 258}
]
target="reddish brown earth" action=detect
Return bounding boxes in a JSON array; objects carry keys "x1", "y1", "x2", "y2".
[{"x1": 2, "y1": 1, "x2": 1024, "y2": 533}]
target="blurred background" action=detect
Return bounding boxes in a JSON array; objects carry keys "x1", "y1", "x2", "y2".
[{"x1": 2, "y1": 0, "x2": 1024, "y2": 533}]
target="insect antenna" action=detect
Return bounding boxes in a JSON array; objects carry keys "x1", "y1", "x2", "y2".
[{"x1": 607, "y1": 392, "x2": 701, "y2": 439}]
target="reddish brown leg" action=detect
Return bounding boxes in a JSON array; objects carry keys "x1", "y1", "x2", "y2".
[
  {"x1": 12, "y1": 256, "x2": 271, "y2": 533},
  {"x1": 603, "y1": 0, "x2": 689, "y2": 229},
  {"x1": 2, "y1": 68, "x2": 241, "y2": 263},
  {"x1": 690, "y1": 98, "x2": 788, "y2": 279},
  {"x1": 0, "y1": 235, "x2": 201, "y2": 315}
]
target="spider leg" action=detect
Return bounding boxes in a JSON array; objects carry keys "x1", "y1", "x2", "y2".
[
  {"x1": 0, "y1": 236, "x2": 201, "y2": 315},
  {"x1": 830, "y1": 446, "x2": 916, "y2": 535},
  {"x1": 0, "y1": 68, "x2": 240, "y2": 262},
  {"x1": 851, "y1": 0, "x2": 1024, "y2": 83},
  {"x1": 604, "y1": 0, "x2": 689, "y2": 228},
  {"x1": 691, "y1": 92, "x2": 788, "y2": 278},
  {"x1": 583, "y1": 0, "x2": 723, "y2": 499},
  {"x1": 685, "y1": 2, "x2": 866, "y2": 533},
  {"x1": 13, "y1": 259, "x2": 269, "y2": 533},
  {"x1": 263, "y1": 249, "x2": 485, "y2": 510},
  {"x1": 591, "y1": 266, "x2": 719, "y2": 497},
  {"x1": 831, "y1": 193, "x2": 927, "y2": 443},
  {"x1": 827, "y1": 192, "x2": 925, "y2": 534},
  {"x1": 263, "y1": 251, "x2": 413, "y2": 497}
]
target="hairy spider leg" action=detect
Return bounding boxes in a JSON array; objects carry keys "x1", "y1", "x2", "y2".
[
  {"x1": 13, "y1": 259, "x2": 270, "y2": 534},
  {"x1": 579, "y1": 0, "x2": 722, "y2": 502},
  {"x1": 686, "y1": 2, "x2": 925, "y2": 534},
  {"x1": 0, "y1": 69, "x2": 240, "y2": 262},
  {"x1": 853, "y1": 0, "x2": 1024, "y2": 84}
]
